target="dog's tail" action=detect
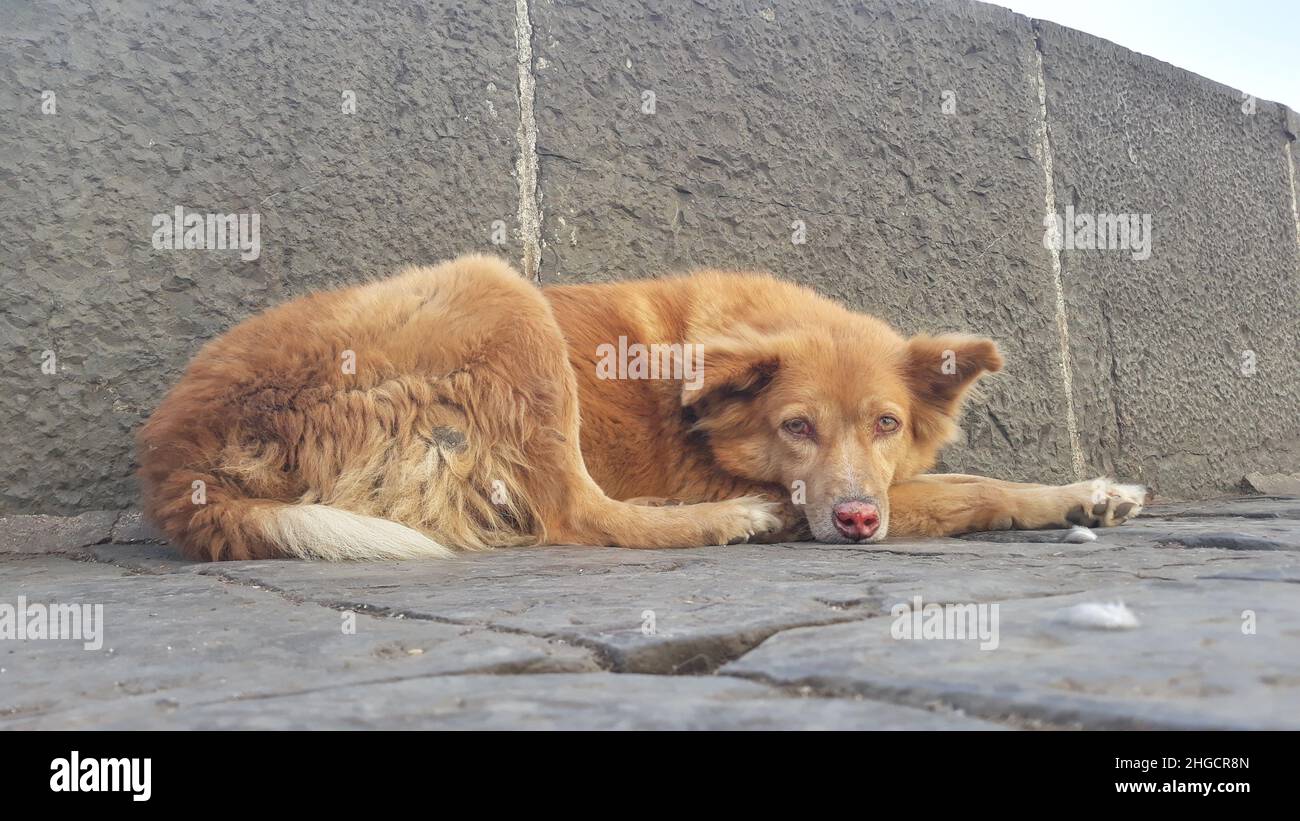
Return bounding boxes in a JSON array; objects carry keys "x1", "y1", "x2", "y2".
[
  {"x1": 144, "y1": 471, "x2": 454, "y2": 562},
  {"x1": 256, "y1": 502, "x2": 454, "y2": 561}
]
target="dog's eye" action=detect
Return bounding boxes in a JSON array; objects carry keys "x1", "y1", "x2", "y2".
[
  {"x1": 876, "y1": 415, "x2": 901, "y2": 434},
  {"x1": 782, "y1": 418, "x2": 814, "y2": 438}
]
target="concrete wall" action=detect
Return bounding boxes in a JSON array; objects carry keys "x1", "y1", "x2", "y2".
[{"x1": 2, "y1": 0, "x2": 1297, "y2": 514}]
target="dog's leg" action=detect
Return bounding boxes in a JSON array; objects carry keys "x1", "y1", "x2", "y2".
[
  {"x1": 897, "y1": 473, "x2": 1046, "y2": 489},
  {"x1": 626, "y1": 495, "x2": 813, "y2": 542},
  {"x1": 887, "y1": 475, "x2": 1150, "y2": 537},
  {"x1": 447, "y1": 267, "x2": 780, "y2": 550}
]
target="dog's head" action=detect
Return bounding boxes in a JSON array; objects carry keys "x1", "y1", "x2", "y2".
[{"x1": 682, "y1": 319, "x2": 1001, "y2": 543}]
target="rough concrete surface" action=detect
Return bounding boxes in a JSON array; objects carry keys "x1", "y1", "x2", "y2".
[
  {"x1": 2, "y1": 0, "x2": 1297, "y2": 514},
  {"x1": 1, "y1": 0, "x2": 520, "y2": 513},
  {"x1": 2, "y1": 498, "x2": 1297, "y2": 729},
  {"x1": 530, "y1": 0, "x2": 1079, "y2": 486},
  {"x1": 1036, "y1": 20, "x2": 1300, "y2": 499}
]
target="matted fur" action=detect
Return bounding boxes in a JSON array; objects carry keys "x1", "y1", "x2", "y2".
[{"x1": 138, "y1": 255, "x2": 1147, "y2": 561}]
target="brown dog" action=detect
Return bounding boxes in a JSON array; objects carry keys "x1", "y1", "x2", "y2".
[{"x1": 137, "y1": 255, "x2": 1148, "y2": 561}]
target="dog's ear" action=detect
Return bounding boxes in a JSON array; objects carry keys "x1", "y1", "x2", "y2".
[
  {"x1": 903, "y1": 333, "x2": 1002, "y2": 420},
  {"x1": 681, "y1": 329, "x2": 781, "y2": 408}
]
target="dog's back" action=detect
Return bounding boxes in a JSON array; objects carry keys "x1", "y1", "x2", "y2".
[{"x1": 138, "y1": 256, "x2": 783, "y2": 560}]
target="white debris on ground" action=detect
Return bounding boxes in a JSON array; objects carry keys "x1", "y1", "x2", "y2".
[
  {"x1": 1053, "y1": 601, "x2": 1140, "y2": 630},
  {"x1": 1062, "y1": 525, "x2": 1098, "y2": 543}
]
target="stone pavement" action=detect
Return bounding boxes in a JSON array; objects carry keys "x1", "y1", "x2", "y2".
[{"x1": 2, "y1": 498, "x2": 1298, "y2": 730}]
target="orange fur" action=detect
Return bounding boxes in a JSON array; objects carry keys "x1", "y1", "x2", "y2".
[{"x1": 138, "y1": 255, "x2": 1146, "y2": 561}]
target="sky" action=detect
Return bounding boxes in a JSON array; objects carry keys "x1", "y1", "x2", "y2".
[{"x1": 991, "y1": 0, "x2": 1298, "y2": 109}]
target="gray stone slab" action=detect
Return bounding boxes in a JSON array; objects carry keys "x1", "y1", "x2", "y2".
[
  {"x1": 959, "y1": 512, "x2": 1300, "y2": 553},
  {"x1": 1142, "y1": 497, "x2": 1300, "y2": 520},
  {"x1": 1036, "y1": 20, "x2": 1300, "y2": 498},
  {"x1": 107, "y1": 509, "x2": 164, "y2": 544},
  {"x1": 0, "y1": 556, "x2": 597, "y2": 728},
  {"x1": 6, "y1": 498, "x2": 1300, "y2": 728},
  {"x1": 530, "y1": 0, "x2": 1079, "y2": 485},
  {"x1": 958, "y1": 528, "x2": 1088, "y2": 543},
  {"x1": 0, "y1": 510, "x2": 117, "y2": 555},
  {"x1": 724, "y1": 580, "x2": 1300, "y2": 729},
  {"x1": 89, "y1": 523, "x2": 1300, "y2": 674},
  {"x1": 7, "y1": 672, "x2": 1002, "y2": 730},
  {"x1": 1200, "y1": 568, "x2": 1300, "y2": 584},
  {"x1": 1111, "y1": 513, "x2": 1300, "y2": 551},
  {"x1": 1243, "y1": 472, "x2": 1300, "y2": 496},
  {"x1": 0, "y1": 0, "x2": 521, "y2": 514},
  {"x1": 1157, "y1": 532, "x2": 1294, "y2": 551},
  {"x1": 126, "y1": 544, "x2": 889, "y2": 674},
  {"x1": 92, "y1": 542, "x2": 203, "y2": 575}
]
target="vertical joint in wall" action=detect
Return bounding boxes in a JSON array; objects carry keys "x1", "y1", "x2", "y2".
[
  {"x1": 1285, "y1": 139, "x2": 1300, "y2": 258},
  {"x1": 513, "y1": 0, "x2": 542, "y2": 281},
  {"x1": 1031, "y1": 23, "x2": 1087, "y2": 481}
]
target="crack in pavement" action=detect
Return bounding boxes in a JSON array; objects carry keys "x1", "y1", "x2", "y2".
[
  {"x1": 22, "y1": 506, "x2": 1299, "y2": 729},
  {"x1": 183, "y1": 657, "x2": 590, "y2": 709},
  {"x1": 717, "y1": 667, "x2": 1212, "y2": 731},
  {"x1": 69, "y1": 550, "x2": 878, "y2": 677},
  {"x1": 720, "y1": 673, "x2": 1045, "y2": 729},
  {"x1": 201, "y1": 566, "x2": 885, "y2": 676}
]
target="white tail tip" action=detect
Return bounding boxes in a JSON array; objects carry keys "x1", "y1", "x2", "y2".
[{"x1": 261, "y1": 504, "x2": 454, "y2": 561}]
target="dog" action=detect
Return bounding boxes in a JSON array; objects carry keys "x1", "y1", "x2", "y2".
[{"x1": 137, "y1": 254, "x2": 1149, "y2": 561}]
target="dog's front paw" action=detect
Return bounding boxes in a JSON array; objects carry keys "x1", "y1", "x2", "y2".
[
  {"x1": 715, "y1": 496, "x2": 784, "y2": 544},
  {"x1": 1065, "y1": 478, "x2": 1151, "y2": 528}
]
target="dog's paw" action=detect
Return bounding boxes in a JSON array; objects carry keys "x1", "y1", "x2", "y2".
[
  {"x1": 716, "y1": 496, "x2": 784, "y2": 544},
  {"x1": 1065, "y1": 478, "x2": 1151, "y2": 528}
]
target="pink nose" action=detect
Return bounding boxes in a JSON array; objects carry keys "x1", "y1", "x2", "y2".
[{"x1": 833, "y1": 500, "x2": 881, "y2": 540}]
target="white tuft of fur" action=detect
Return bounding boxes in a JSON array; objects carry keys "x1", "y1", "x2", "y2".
[
  {"x1": 1054, "y1": 600, "x2": 1140, "y2": 630},
  {"x1": 1112, "y1": 482, "x2": 1147, "y2": 500},
  {"x1": 1088, "y1": 479, "x2": 1148, "y2": 506},
  {"x1": 261, "y1": 504, "x2": 455, "y2": 561},
  {"x1": 1062, "y1": 525, "x2": 1098, "y2": 543}
]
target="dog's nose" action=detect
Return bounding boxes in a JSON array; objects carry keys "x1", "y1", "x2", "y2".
[{"x1": 833, "y1": 500, "x2": 880, "y2": 539}]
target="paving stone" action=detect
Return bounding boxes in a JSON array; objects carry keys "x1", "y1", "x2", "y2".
[
  {"x1": 5, "y1": 499, "x2": 1300, "y2": 728},
  {"x1": 1105, "y1": 517, "x2": 1300, "y2": 552},
  {"x1": 89, "y1": 524, "x2": 1300, "y2": 674},
  {"x1": 959, "y1": 528, "x2": 1082, "y2": 543},
  {"x1": 108, "y1": 509, "x2": 164, "y2": 544},
  {"x1": 961, "y1": 514, "x2": 1300, "y2": 552},
  {"x1": 0, "y1": 556, "x2": 597, "y2": 728},
  {"x1": 1156, "y1": 532, "x2": 1294, "y2": 552},
  {"x1": 92, "y1": 540, "x2": 1175, "y2": 673},
  {"x1": 723, "y1": 581, "x2": 1300, "y2": 730},
  {"x1": 1199, "y1": 568, "x2": 1300, "y2": 584},
  {"x1": 169, "y1": 545, "x2": 889, "y2": 674},
  {"x1": 0, "y1": 510, "x2": 118, "y2": 555},
  {"x1": 7, "y1": 672, "x2": 1003, "y2": 731},
  {"x1": 1144, "y1": 497, "x2": 1300, "y2": 521},
  {"x1": 1242, "y1": 473, "x2": 1300, "y2": 497}
]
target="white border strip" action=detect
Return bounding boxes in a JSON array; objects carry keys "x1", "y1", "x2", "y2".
[
  {"x1": 1033, "y1": 45, "x2": 1087, "y2": 480},
  {"x1": 513, "y1": 0, "x2": 542, "y2": 281}
]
